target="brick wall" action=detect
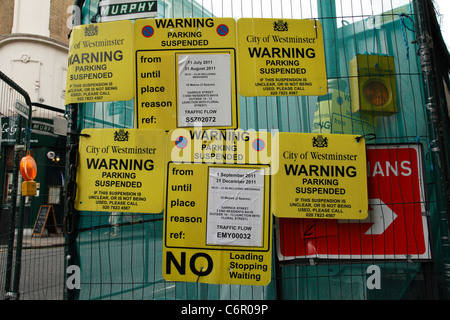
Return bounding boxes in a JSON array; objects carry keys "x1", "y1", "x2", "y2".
[
  {"x1": 0, "y1": 0, "x2": 15, "y2": 37},
  {"x1": 49, "y1": 0, "x2": 73, "y2": 44}
]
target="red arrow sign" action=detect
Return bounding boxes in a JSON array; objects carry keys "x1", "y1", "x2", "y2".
[{"x1": 277, "y1": 144, "x2": 431, "y2": 260}]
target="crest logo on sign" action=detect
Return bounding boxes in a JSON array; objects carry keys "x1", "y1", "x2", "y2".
[
  {"x1": 114, "y1": 129, "x2": 129, "y2": 142},
  {"x1": 273, "y1": 20, "x2": 288, "y2": 31},
  {"x1": 84, "y1": 24, "x2": 98, "y2": 36},
  {"x1": 312, "y1": 135, "x2": 328, "y2": 148}
]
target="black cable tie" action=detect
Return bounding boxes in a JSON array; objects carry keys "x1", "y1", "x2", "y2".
[
  {"x1": 196, "y1": 267, "x2": 204, "y2": 283},
  {"x1": 68, "y1": 131, "x2": 90, "y2": 137},
  {"x1": 355, "y1": 133, "x2": 376, "y2": 142},
  {"x1": 314, "y1": 20, "x2": 318, "y2": 38}
]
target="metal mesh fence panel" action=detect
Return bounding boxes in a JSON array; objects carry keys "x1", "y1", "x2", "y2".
[
  {"x1": 0, "y1": 71, "x2": 66, "y2": 300},
  {"x1": 63, "y1": 0, "x2": 450, "y2": 300}
]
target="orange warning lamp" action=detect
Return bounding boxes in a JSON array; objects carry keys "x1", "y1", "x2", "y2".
[
  {"x1": 363, "y1": 81, "x2": 390, "y2": 107},
  {"x1": 20, "y1": 151, "x2": 37, "y2": 181},
  {"x1": 20, "y1": 151, "x2": 37, "y2": 196},
  {"x1": 349, "y1": 54, "x2": 398, "y2": 116}
]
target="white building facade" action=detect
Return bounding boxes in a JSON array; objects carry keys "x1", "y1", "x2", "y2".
[{"x1": 0, "y1": 0, "x2": 73, "y2": 114}]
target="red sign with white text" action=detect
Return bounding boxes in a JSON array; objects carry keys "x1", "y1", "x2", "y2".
[{"x1": 277, "y1": 144, "x2": 431, "y2": 260}]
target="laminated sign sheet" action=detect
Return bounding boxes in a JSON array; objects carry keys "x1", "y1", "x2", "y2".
[
  {"x1": 163, "y1": 129, "x2": 272, "y2": 285},
  {"x1": 75, "y1": 129, "x2": 166, "y2": 213},
  {"x1": 135, "y1": 18, "x2": 238, "y2": 130},
  {"x1": 206, "y1": 167, "x2": 265, "y2": 247}
]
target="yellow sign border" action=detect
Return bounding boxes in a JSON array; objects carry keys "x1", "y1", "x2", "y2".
[
  {"x1": 65, "y1": 20, "x2": 135, "y2": 104},
  {"x1": 273, "y1": 132, "x2": 368, "y2": 220},
  {"x1": 74, "y1": 128, "x2": 166, "y2": 214},
  {"x1": 237, "y1": 18, "x2": 328, "y2": 97}
]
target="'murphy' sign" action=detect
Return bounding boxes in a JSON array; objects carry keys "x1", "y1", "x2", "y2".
[{"x1": 99, "y1": 0, "x2": 157, "y2": 22}]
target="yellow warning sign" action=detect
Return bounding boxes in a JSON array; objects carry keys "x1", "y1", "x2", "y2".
[
  {"x1": 163, "y1": 163, "x2": 272, "y2": 285},
  {"x1": 273, "y1": 132, "x2": 368, "y2": 219},
  {"x1": 75, "y1": 128, "x2": 166, "y2": 213},
  {"x1": 168, "y1": 128, "x2": 273, "y2": 166},
  {"x1": 237, "y1": 18, "x2": 328, "y2": 97},
  {"x1": 163, "y1": 128, "x2": 272, "y2": 285},
  {"x1": 65, "y1": 20, "x2": 134, "y2": 104},
  {"x1": 134, "y1": 18, "x2": 238, "y2": 130}
]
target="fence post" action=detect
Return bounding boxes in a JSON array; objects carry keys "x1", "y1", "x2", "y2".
[
  {"x1": 0, "y1": 71, "x2": 33, "y2": 300},
  {"x1": 3, "y1": 119, "x2": 23, "y2": 300},
  {"x1": 413, "y1": 0, "x2": 450, "y2": 299},
  {"x1": 62, "y1": 0, "x2": 86, "y2": 300},
  {"x1": 317, "y1": 0, "x2": 339, "y2": 79},
  {"x1": 63, "y1": 102, "x2": 81, "y2": 300}
]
